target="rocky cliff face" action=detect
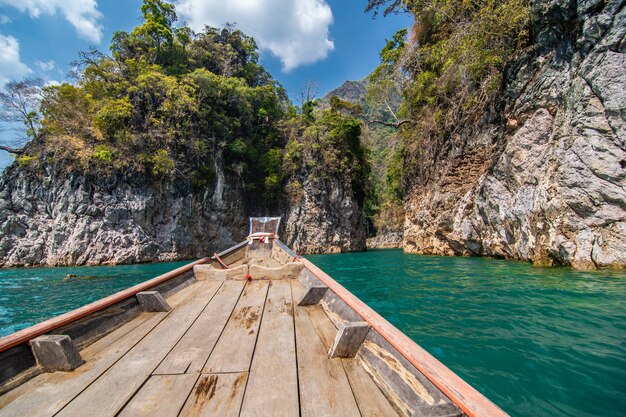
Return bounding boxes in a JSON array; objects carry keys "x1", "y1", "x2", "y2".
[
  {"x1": 0, "y1": 147, "x2": 368, "y2": 267},
  {"x1": 0, "y1": 159, "x2": 251, "y2": 267},
  {"x1": 283, "y1": 174, "x2": 367, "y2": 254},
  {"x1": 404, "y1": 0, "x2": 626, "y2": 269}
]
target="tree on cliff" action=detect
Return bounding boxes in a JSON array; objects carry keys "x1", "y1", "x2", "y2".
[
  {"x1": 8, "y1": 0, "x2": 288, "y2": 210},
  {"x1": 0, "y1": 78, "x2": 43, "y2": 154}
]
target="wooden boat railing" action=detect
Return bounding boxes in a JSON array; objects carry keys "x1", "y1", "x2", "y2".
[
  {"x1": 274, "y1": 239, "x2": 508, "y2": 417},
  {"x1": 1, "y1": 238, "x2": 508, "y2": 417}
]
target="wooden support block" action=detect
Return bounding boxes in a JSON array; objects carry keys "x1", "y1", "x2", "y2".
[
  {"x1": 329, "y1": 322, "x2": 371, "y2": 358},
  {"x1": 136, "y1": 291, "x2": 171, "y2": 312},
  {"x1": 29, "y1": 335, "x2": 84, "y2": 372},
  {"x1": 297, "y1": 284, "x2": 328, "y2": 306}
]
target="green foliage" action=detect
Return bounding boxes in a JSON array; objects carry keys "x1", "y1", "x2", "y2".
[
  {"x1": 284, "y1": 109, "x2": 372, "y2": 207},
  {"x1": 150, "y1": 149, "x2": 175, "y2": 177},
  {"x1": 92, "y1": 145, "x2": 114, "y2": 166},
  {"x1": 366, "y1": 0, "x2": 530, "y2": 201},
  {"x1": 24, "y1": 0, "x2": 287, "y2": 208},
  {"x1": 15, "y1": 155, "x2": 36, "y2": 169},
  {"x1": 94, "y1": 97, "x2": 133, "y2": 137}
]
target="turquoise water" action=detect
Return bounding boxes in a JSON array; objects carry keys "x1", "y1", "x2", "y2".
[
  {"x1": 0, "y1": 251, "x2": 624, "y2": 416},
  {"x1": 307, "y1": 250, "x2": 626, "y2": 417},
  {"x1": 0, "y1": 261, "x2": 187, "y2": 337}
]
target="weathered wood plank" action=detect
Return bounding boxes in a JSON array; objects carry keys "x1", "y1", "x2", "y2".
[
  {"x1": 118, "y1": 374, "x2": 198, "y2": 417},
  {"x1": 298, "y1": 284, "x2": 328, "y2": 306},
  {"x1": 305, "y1": 303, "x2": 400, "y2": 417},
  {"x1": 154, "y1": 280, "x2": 245, "y2": 375},
  {"x1": 203, "y1": 281, "x2": 268, "y2": 373},
  {"x1": 358, "y1": 331, "x2": 461, "y2": 417},
  {"x1": 136, "y1": 291, "x2": 171, "y2": 312},
  {"x1": 56, "y1": 281, "x2": 222, "y2": 417},
  {"x1": 239, "y1": 281, "x2": 298, "y2": 417},
  {"x1": 179, "y1": 373, "x2": 248, "y2": 417},
  {"x1": 293, "y1": 287, "x2": 361, "y2": 417},
  {"x1": 329, "y1": 322, "x2": 371, "y2": 358},
  {"x1": 0, "y1": 312, "x2": 168, "y2": 417},
  {"x1": 0, "y1": 281, "x2": 203, "y2": 412},
  {"x1": 343, "y1": 359, "x2": 401, "y2": 417}
]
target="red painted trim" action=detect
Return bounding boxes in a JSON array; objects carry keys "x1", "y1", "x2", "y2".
[
  {"x1": 213, "y1": 252, "x2": 230, "y2": 269},
  {"x1": 300, "y1": 257, "x2": 509, "y2": 417},
  {"x1": 0, "y1": 257, "x2": 211, "y2": 353}
]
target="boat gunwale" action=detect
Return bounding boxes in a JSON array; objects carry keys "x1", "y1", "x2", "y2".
[
  {"x1": 0, "y1": 241, "x2": 248, "y2": 353},
  {"x1": 290, "y1": 241, "x2": 509, "y2": 417}
]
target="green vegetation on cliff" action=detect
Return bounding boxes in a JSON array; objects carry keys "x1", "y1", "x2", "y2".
[
  {"x1": 8, "y1": 0, "x2": 287, "y2": 207},
  {"x1": 2, "y1": 0, "x2": 372, "y2": 215},
  {"x1": 367, "y1": 0, "x2": 530, "y2": 195}
]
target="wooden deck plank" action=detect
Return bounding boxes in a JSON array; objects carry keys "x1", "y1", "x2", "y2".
[
  {"x1": 0, "y1": 282, "x2": 206, "y2": 413},
  {"x1": 179, "y1": 372, "x2": 248, "y2": 417},
  {"x1": 202, "y1": 281, "x2": 268, "y2": 373},
  {"x1": 343, "y1": 360, "x2": 401, "y2": 417},
  {"x1": 0, "y1": 309, "x2": 154, "y2": 410},
  {"x1": 154, "y1": 280, "x2": 245, "y2": 374},
  {"x1": 306, "y1": 305, "x2": 400, "y2": 417},
  {"x1": 55, "y1": 281, "x2": 222, "y2": 417},
  {"x1": 0, "y1": 312, "x2": 167, "y2": 417},
  {"x1": 293, "y1": 282, "x2": 361, "y2": 417},
  {"x1": 239, "y1": 280, "x2": 298, "y2": 417},
  {"x1": 118, "y1": 374, "x2": 198, "y2": 417}
]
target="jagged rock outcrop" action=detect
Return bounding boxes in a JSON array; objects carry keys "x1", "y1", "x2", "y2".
[
  {"x1": 404, "y1": 0, "x2": 626, "y2": 269},
  {"x1": 283, "y1": 174, "x2": 367, "y2": 254},
  {"x1": 0, "y1": 163, "x2": 246, "y2": 267}
]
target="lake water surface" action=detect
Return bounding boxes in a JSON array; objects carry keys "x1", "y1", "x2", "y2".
[{"x1": 1, "y1": 250, "x2": 625, "y2": 416}]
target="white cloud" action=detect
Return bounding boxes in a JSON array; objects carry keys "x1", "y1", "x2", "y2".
[
  {"x1": 175, "y1": 0, "x2": 335, "y2": 71},
  {"x1": 0, "y1": 0, "x2": 103, "y2": 43},
  {"x1": 0, "y1": 34, "x2": 32, "y2": 85},
  {"x1": 36, "y1": 60, "x2": 56, "y2": 71},
  {"x1": 0, "y1": 15, "x2": 11, "y2": 24}
]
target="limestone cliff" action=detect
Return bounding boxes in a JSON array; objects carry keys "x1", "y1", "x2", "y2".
[
  {"x1": 403, "y1": 0, "x2": 626, "y2": 269},
  {"x1": 0, "y1": 162, "x2": 247, "y2": 267},
  {"x1": 283, "y1": 174, "x2": 367, "y2": 254}
]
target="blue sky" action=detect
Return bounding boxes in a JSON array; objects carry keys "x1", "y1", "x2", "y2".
[{"x1": 0, "y1": 0, "x2": 411, "y2": 168}]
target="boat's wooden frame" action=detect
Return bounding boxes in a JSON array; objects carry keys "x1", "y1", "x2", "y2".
[{"x1": 0, "y1": 239, "x2": 508, "y2": 417}]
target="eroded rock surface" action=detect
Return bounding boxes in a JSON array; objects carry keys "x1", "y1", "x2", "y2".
[
  {"x1": 283, "y1": 175, "x2": 367, "y2": 254},
  {"x1": 0, "y1": 165, "x2": 246, "y2": 267},
  {"x1": 404, "y1": 0, "x2": 626, "y2": 269}
]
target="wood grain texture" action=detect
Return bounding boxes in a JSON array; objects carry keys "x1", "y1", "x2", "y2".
[
  {"x1": 179, "y1": 373, "x2": 248, "y2": 417},
  {"x1": 56, "y1": 281, "x2": 221, "y2": 417},
  {"x1": 305, "y1": 304, "x2": 400, "y2": 417},
  {"x1": 118, "y1": 374, "x2": 198, "y2": 417},
  {"x1": 329, "y1": 322, "x2": 371, "y2": 358},
  {"x1": 154, "y1": 280, "x2": 245, "y2": 374},
  {"x1": 0, "y1": 312, "x2": 168, "y2": 417},
  {"x1": 239, "y1": 280, "x2": 298, "y2": 417},
  {"x1": 203, "y1": 281, "x2": 268, "y2": 373},
  {"x1": 301, "y1": 258, "x2": 507, "y2": 417},
  {"x1": 0, "y1": 258, "x2": 209, "y2": 353},
  {"x1": 293, "y1": 293, "x2": 361, "y2": 417}
]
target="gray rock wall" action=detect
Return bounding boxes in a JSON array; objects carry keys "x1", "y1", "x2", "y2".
[
  {"x1": 0, "y1": 163, "x2": 246, "y2": 267},
  {"x1": 283, "y1": 175, "x2": 367, "y2": 254},
  {"x1": 403, "y1": 0, "x2": 626, "y2": 269}
]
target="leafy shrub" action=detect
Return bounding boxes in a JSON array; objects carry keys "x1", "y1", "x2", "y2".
[
  {"x1": 92, "y1": 145, "x2": 114, "y2": 165},
  {"x1": 94, "y1": 97, "x2": 133, "y2": 137},
  {"x1": 151, "y1": 149, "x2": 175, "y2": 177},
  {"x1": 15, "y1": 155, "x2": 36, "y2": 169}
]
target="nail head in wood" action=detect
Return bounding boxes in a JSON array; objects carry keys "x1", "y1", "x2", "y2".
[
  {"x1": 136, "y1": 291, "x2": 171, "y2": 312},
  {"x1": 297, "y1": 284, "x2": 328, "y2": 306},
  {"x1": 30, "y1": 335, "x2": 84, "y2": 372},
  {"x1": 329, "y1": 321, "x2": 371, "y2": 358}
]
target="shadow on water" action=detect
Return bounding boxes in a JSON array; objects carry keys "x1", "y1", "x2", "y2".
[{"x1": 307, "y1": 250, "x2": 626, "y2": 417}]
